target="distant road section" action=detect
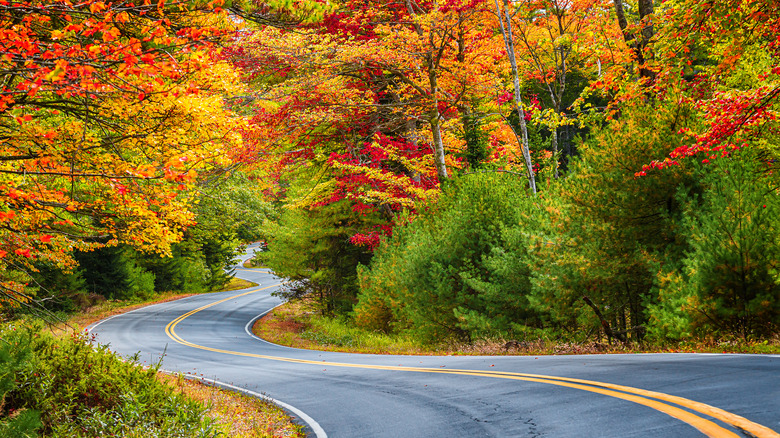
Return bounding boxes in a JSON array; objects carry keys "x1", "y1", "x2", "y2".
[{"x1": 91, "y1": 243, "x2": 780, "y2": 438}]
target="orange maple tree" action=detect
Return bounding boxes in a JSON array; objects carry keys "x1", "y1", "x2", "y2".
[{"x1": 0, "y1": 0, "x2": 247, "y2": 308}]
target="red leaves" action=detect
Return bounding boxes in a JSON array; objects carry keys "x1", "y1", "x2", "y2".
[
  {"x1": 15, "y1": 114, "x2": 32, "y2": 124},
  {"x1": 350, "y1": 224, "x2": 394, "y2": 251},
  {"x1": 632, "y1": 0, "x2": 780, "y2": 177},
  {"x1": 14, "y1": 249, "x2": 31, "y2": 258},
  {"x1": 438, "y1": 0, "x2": 487, "y2": 14},
  {"x1": 640, "y1": 86, "x2": 779, "y2": 176}
]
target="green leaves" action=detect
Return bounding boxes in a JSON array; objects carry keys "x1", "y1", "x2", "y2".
[
  {"x1": 356, "y1": 172, "x2": 540, "y2": 342},
  {"x1": 1, "y1": 324, "x2": 219, "y2": 438},
  {"x1": 649, "y1": 151, "x2": 780, "y2": 339},
  {"x1": 262, "y1": 200, "x2": 377, "y2": 314}
]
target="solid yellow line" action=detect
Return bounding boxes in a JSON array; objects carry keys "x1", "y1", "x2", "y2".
[{"x1": 165, "y1": 287, "x2": 778, "y2": 438}]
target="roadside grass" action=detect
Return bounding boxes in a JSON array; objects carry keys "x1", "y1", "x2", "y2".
[
  {"x1": 255, "y1": 300, "x2": 427, "y2": 355},
  {"x1": 33, "y1": 276, "x2": 305, "y2": 438},
  {"x1": 220, "y1": 276, "x2": 258, "y2": 292},
  {"x1": 158, "y1": 373, "x2": 304, "y2": 438},
  {"x1": 243, "y1": 257, "x2": 267, "y2": 269},
  {"x1": 255, "y1": 301, "x2": 780, "y2": 356}
]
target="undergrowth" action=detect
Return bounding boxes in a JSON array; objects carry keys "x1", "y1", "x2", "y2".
[
  {"x1": 256, "y1": 301, "x2": 780, "y2": 356},
  {"x1": 1, "y1": 323, "x2": 220, "y2": 437},
  {"x1": 255, "y1": 300, "x2": 426, "y2": 355},
  {"x1": 157, "y1": 374, "x2": 304, "y2": 438}
]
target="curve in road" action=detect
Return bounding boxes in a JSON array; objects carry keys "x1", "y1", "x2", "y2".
[
  {"x1": 91, "y1": 245, "x2": 780, "y2": 438},
  {"x1": 165, "y1": 284, "x2": 777, "y2": 438}
]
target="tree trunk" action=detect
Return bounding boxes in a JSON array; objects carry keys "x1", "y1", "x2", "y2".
[
  {"x1": 428, "y1": 62, "x2": 449, "y2": 181},
  {"x1": 430, "y1": 112, "x2": 449, "y2": 181},
  {"x1": 613, "y1": 1, "x2": 630, "y2": 37},
  {"x1": 550, "y1": 126, "x2": 559, "y2": 179},
  {"x1": 495, "y1": 0, "x2": 537, "y2": 195},
  {"x1": 614, "y1": 0, "x2": 656, "y2": 84}
]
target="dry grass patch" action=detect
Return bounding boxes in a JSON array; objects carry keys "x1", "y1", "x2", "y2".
[
  {"x1": 221, "y1": 277, "x2": 257, "y2": 291},
  {"x1": 158, "y1": 373, "x2": 305, "y2": 438}
]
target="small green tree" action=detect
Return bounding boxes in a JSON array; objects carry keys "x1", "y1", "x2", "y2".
[
  {"x1": 139, "y1": 240, "x2": 208, "y2": 294},
  {"x1": 75, "y1": 245, "x2": 155, "y2": 301},
  {"x1": 648, "y1": 152, "x2": 780, "y2": 340},
  {"x1": 356, "y1": 173, "x2": 541, "y2": 342},
  {"x1": 262, "y1": 200, "x2": 376, "y2": 314}
]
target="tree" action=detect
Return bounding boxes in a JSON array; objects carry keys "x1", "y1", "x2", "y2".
[
  {"x1": 355, "y1": 173, "x2": 538, "y2": 342},
  {"x1": 613, "y1": 0, "x2": 656, "y2": 84},
  {"x1": 506, "y1": 0, "x2": 620, "y2": 178},
  {"x1": 648, "y1": 152, "x2": 780, "y2": 340},
  {"x1": 233, "y1": 0, "x2": 510, "y2": 250},
  {"x1": 0, "y1": 0, "x2": 247, "y2": 312},
  {"x1": 494, "y1": 0, "x2": 539, "y2": 193},
  {"x1": 261, "y1": 200, "x2": 377, "y2": 314},
  {"x1": 529, "y1": 102, "x2": 698, "y2": 341},
  {"x1": 628, "y1": 0, "x2": 780, "y2": 173}
]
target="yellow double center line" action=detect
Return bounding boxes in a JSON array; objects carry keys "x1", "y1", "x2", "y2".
[{"x1": 165, "y1": 285, "x2": 779, "y2": 438}]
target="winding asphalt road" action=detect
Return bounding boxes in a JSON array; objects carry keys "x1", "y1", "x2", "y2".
[{"x1": 90, "y1": 243, "x2": 780, "y2": 437}]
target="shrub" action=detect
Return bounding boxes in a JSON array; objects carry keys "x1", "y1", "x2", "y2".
[
  {"x1": 2, "y1": 323, "x2": 220, "y2": 438},
  {"x1": 356, "y1": 172, "x2": 542, "y2": 342},
  {"x1": 0, "y1": 325, "x2": 41, "y2": 437}
]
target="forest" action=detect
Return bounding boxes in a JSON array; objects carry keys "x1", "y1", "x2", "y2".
[
  {"x1": 248, "y1": 0, "x2": 780, "y2": 345},
  {"x1": 1, "y1": 0, "x2": 779, "y2": 434},
  {"x1": 1, "y1": 0, "x2": 779, "y2": 344}
]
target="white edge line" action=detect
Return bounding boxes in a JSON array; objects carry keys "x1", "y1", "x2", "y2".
[
  {"x1": 243, "y1": 303, "x2": 321, "y2": 353},
  {"x1": 181, "y1": 374, "x2": 327, "y2": 438},
  {"x1": 85, "y1": 269, "x2": 327, "y2": 437},
  {"x1": 244, "y1": 304, "x2": 285, "y2": 343},
  {"x1": 87, "y1": 304, "x2": 152, "y2": 332}
]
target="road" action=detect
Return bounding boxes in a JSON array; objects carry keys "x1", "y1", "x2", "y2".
[{"x1": 90, "y1": 244, "x2": 780, "y2": 438}]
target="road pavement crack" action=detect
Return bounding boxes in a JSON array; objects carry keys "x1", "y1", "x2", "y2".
[{"x1": 524, "y1": 417, "x2": 541, "y2": 437}]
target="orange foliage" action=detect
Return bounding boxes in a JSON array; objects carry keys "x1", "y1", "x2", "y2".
[{"x1": 0, "y1": 0, "x2": 246, "y2": 304}]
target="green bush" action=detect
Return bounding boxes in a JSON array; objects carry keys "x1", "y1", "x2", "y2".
[
  {"x1": 0, "y1": 326, "x2": 41, "y2": 437},
  {"x1": 1, "y1": 323, "x2": 220, "y2": 438},
  {"x1": 647, "y1": 151, "x2": 780, "y2": 340},
  {"x1": 356, "y1": 172, "x2": 543, "y2": 342}
]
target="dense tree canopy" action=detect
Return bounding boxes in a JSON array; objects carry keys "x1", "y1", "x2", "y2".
[
  {"x1": 0, "y1": 0, "x2": 251, "y2": 311},
  {"x1": 243, "y1": 0, "x2": 779, "y2": 341},
  {"x1": 4, "y1": 0, "x2": 778, "y2": 342}
]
